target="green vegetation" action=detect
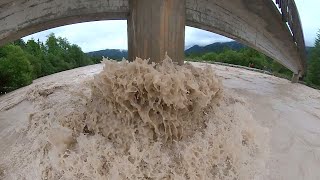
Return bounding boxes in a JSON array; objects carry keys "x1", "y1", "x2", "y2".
[
  {"x1": 0, "y1": 45, "x2": 33, "y2": 92},
  {"x1": 0, "y1": 33, "x2": 94, "y2": 94},
  {"x1": 306, "y1": 30, "x2": 320, "y2": 87},
  {"x1": 186, "y1": 48, "x2": 292, "y2": 79}
]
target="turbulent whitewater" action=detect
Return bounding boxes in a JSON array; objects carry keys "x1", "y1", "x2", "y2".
[{"x1": 0, "y1": 57, "x2": 269, "y2": 179}]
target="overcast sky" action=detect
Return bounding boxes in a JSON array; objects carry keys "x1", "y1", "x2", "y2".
[{"x1": 23, "y1": 0, "x2": 320, "y2": 52}]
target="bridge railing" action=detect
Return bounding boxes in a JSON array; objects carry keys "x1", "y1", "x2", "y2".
[{"x1": 275, "y1": 0, "x2": 307, "y2": 72}]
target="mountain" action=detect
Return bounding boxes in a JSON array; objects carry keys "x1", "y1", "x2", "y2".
[
  {"x1": 87, "y1": 42, "x2": 312, "y2": 60},
  {"x1": 185, "y1": 41, "x2": 246, "y2": 56},
  {"x1": 86, "y1": 42, "x2": 244, "y2": 59},
  {"x1": 87, "y1": 49, "x2": 128, "y2": 60}
]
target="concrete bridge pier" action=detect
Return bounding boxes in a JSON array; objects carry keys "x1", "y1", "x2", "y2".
[
  {"x1": 127, "y1": 0, "x2": 185, "y2": 64},
  {"x1": 292, "y1": 71, "x2": 301, "y2": 83}
]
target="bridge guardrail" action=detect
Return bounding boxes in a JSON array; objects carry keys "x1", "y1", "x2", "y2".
[{"x1": 275, "y1": 0, "x2": 307, "y2": 72}]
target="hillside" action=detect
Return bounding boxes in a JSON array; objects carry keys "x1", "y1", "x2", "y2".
[
  {"x1": 185, "y1": 41, "x2": 245, "y2": 55},
  {"x1": 86, "y1": 41, "x2": 313, "y2": 61},
  {"x1": 87, "y1": 49, "x2": 128, "y2": 60},
  {"x1": 86, "y1": 41, "x2": 245, "y2": 59}
]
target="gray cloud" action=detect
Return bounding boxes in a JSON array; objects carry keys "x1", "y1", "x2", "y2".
[
  {"x1": 185, "y1": 27, "x2": 232, "y2": 49},
  {"x1": 23, "y1": 0, "x2": 320, "y2": 52}
]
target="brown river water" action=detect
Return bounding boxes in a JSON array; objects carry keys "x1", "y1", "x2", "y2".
[{"x1": 0, "y1": 58, "x2": 319, "y2": 179}]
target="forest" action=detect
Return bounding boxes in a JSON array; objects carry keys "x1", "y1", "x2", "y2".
[
  {"x1": 186, "y1": 48, "x2": 293, "y2": 79},
  {"x1": 0, "y1": 31, "x2": 320, "y2": 94},
  {"x1": 0, "y1": 33, "x2": 101, "y2": 94}
]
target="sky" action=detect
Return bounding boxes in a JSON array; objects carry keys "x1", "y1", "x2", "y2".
[{"x1": 23, "y1": 0, "x2": 320, "y2": 53}]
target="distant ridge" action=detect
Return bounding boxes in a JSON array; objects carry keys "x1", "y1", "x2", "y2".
[
  {"x1": 86, "y1": 42, "x2": 245, "y2": 59},
  {"x1": 87, "y1": 49, "x2": 128, "y2": 60},
  {"x1": 185, "y1": 41, "x2": 245, "y2": 55},
  {"x1": 87, "y1": 41, "x2": 312, "y2": 59}
]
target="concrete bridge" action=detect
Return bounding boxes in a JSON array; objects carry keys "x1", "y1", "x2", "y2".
[{"x1": 0, "y1": 0, "x2": 306, "y2": 81}]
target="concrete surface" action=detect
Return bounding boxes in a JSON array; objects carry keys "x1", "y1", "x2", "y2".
[
  {"x1": 127, "y1": 0, "x2": 185, "y2": 64},
  {"x1": 292, "y1": 73, "x2": 300, "y2": 83},
  {"x1": 0, "y1": 0, "x2": 306, "y2": 74}
]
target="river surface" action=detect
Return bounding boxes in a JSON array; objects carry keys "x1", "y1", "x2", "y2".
[{"x1": 0, "y1": 62, "x2": 320, "y2": 179}]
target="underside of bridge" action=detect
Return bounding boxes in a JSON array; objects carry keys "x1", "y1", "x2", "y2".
[{"x1": 0, "y1": 0, "x2": 306, "y2": 81}]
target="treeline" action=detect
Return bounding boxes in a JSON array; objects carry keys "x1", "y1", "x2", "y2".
[
  {"x1": 0, "y1": 33, "x2": 99, "y2": 94},
  {"x1": 186, "y1": 48, "x2": 292, "y2": 78},
  {"x1": 187, "y1": 30, "x2": 320, "y2": 88},
  {"x1": 306, "y1": 31, "x2": 320, "y2": 87}
]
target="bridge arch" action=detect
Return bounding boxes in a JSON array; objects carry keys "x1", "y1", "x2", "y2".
[
  {"x1": 0, "y1": 0, "x2": 306, "y2": 76},
  {"x1": 0, "y1": 0, "x2": 129, "y2": 45}
]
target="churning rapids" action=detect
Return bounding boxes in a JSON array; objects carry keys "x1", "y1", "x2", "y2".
[{"x1": 1, "y1": 57, "x2": 319, "y2": 179}]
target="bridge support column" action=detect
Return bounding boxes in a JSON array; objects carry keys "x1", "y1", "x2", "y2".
[
  {"x1": 127, "y1": 0, "x2": 185, "y2": 64},
  {"x1": 291, "y1": 71, "x2": 301, "y2": 83}
]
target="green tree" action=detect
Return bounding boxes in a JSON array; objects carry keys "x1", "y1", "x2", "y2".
[
  {"x1": 13, "y1": 39, "x2": 26, "y2": 49},
  {"x1": 0, "y1": 33, "x2": 106, "y2": 94},
  {"x1": 216, "y1": 49, "x2": 246, "y2": 66},
  {"x1": 202, "y1": 52, "x2": 217, "y2": 61},
  {"x1": 307, "y1": 30, "x2": 320, "y2": 86},
  {"x1": 68, "y1": 44, "x2": 93, "y2": 67},
  {"x1": 187, "y1": 45, "x2": 296, "y2": 77},
  {"x1": 241, "y1": 48, "x2": 269, "y2": 69},
  {"x1": 0, "y1": 45, "x2": 33, "y2": 93},
  {"x1": 25, "y1": 39, "x2": 55, "y2": 77},
  {"x1": 43, "y1": 34, "x2": 93, "y2": 72},
  {"x1": 24, "y1": 39, "x2": 42, "y2": 78}
]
